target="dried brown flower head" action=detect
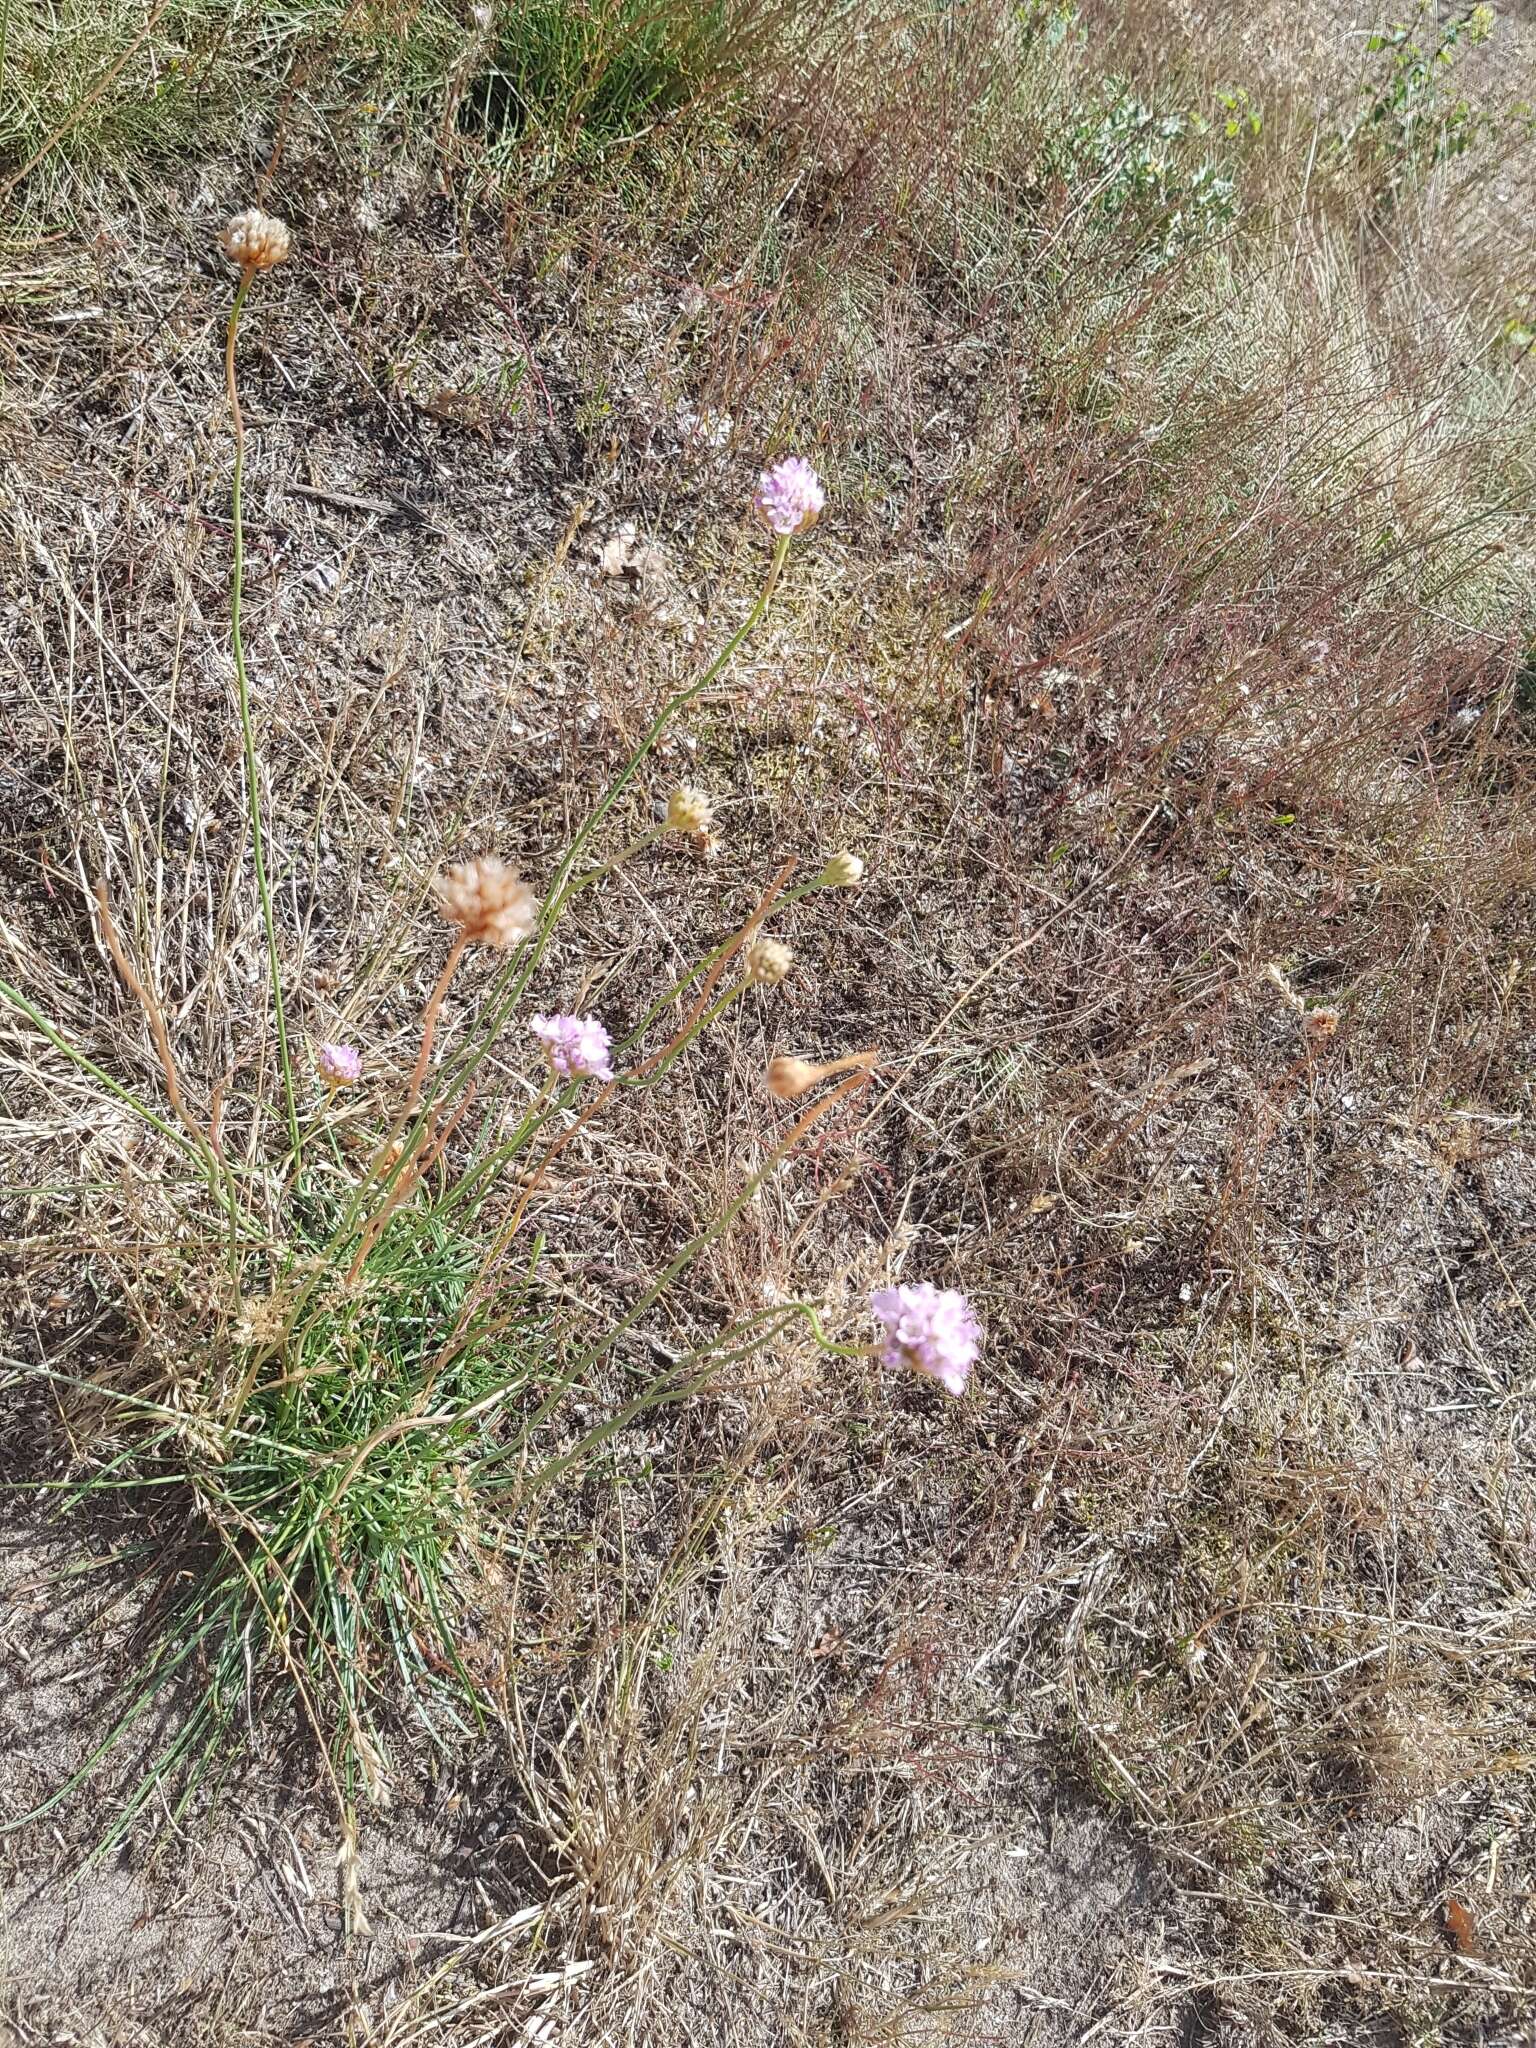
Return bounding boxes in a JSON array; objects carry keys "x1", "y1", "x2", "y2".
[
  {"x1": 221, "y1": 208, "x2": 292, "y2": 272},
  {"x1": 436, "y1": 857, "x2": 537, "y2": 949},
  {"x1": 766, "y1": 1056, "x2": 821, "y2": 1098},
  {"x1": 767, "y1": 1049, "x2": 877, "y2": 1098}
]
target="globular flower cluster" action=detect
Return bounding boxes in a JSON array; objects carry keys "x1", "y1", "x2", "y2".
[
  {"x1": 665, "y1": 786, "x2": 714, "y2": 835},
  {"x1": 753, "y1": 457, "x2": 825, "y2": 537},
  {"x1": 817, "y1": 851, "x2": 863, "y2": 889},
  {"x1": 436, "y1": 857, "x2": 537, "y2": 949},
  {"x1": 221, "y1": 208, "x2": 291, "y2": 272},
  {"x1": 743, "y1": 936, "x2": 793, "y2": 986},
  {"x1": 531, "y1": 1013, "x2": 615, "y2": 1083},
  {"x1": 316, "y1": 1041, "x2": 362, "y2": 1088},
  {"x1": 870, "y1": 1283, "x2": 981, "y2": 1397}
]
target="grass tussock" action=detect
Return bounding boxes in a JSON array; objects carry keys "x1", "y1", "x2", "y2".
[{"x1": 0, "y1": 0, "x2": 815, "y2": 226}]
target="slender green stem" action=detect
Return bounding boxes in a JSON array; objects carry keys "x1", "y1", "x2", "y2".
[
  {"x1": 618, "y1": 981, "x2": 745, "y2": 1086},
  {"x1": 611, "y1": 875, "x2": 823, "y2": 1057},
  {"x1": 282, "y1": 532, "x2": 797, "y2": 1286},
  {"x1": 435, "y1": 1084, "x2": 573, "y2": 1225},
  {"x1": 430, "y1": 532, "x2": 793, "y2": 1110},
  {"x1": 563, "y1": 828, "x2": 663, "y2": 899},
  {"x1": 226, "y1": 268, "x2": 300, "y2": 1160},
  {"x1": 550, "y1": 536, "x2": 792, "y2": 914},
  {"x1": 478, "y1": 1071, "x2": 869, "y2": 1472}
]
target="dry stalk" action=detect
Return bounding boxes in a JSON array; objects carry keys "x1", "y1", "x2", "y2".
[{"x1": 92, "y1": 880, "x2": 209, "y2": 1154}]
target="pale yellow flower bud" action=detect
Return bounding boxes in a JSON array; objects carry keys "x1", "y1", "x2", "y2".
[
  {"x1": 665, "y1": 785, "x2": 714, "y2": 834},
  {"x1": 743, "y1": 937, "x2": 792, "y2": 986},
  {"x1": 221, "y1": 208, "x2": 292, "y2": 272},
  {"x1": 435, "y1": 856, "x2": 537, "y2": 948},
  {"x1": 817, "y1": 851, "x2": 864, "y2": 888}
]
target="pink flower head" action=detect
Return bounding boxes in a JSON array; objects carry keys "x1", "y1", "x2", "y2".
[
  {"x1": 870, "y1": 1283, "x2": 981, "y2": 1397},
  {"x1": 753, "y1": 456, "x2": 826, "y2": 537},
  {"x1": 530, "y1": 1013, "x2": 615, "y2": 1083},
  {"x1": 316, "y1": 1041, "x2": 362, "y2": 1087}
]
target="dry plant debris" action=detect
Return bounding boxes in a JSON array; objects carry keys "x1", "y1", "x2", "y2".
[{"x1": 3, "y1": 1, "x2": 1536, "y2": 2044}]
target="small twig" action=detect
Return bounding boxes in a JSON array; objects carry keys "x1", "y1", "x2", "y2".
[{"x1": 285, "y1": 481, "x2": 437, "y2": 528}]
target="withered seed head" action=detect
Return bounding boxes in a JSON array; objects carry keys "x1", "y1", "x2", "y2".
[
  {"x1": 221, "y1": 208, "x2": 291, "y2": 272},
  {"x1": 766, "y1": 1055, "x2": 820, "y2": 1098},
  {"x1": 665, "y1": 786, "x2": 714, "y2": 835},
  {"x1": 435, "y1": 857, "x2": 537, "y2": 948}
]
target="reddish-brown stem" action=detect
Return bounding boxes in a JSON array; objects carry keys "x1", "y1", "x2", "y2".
[
  {"x1": 224, "y1": 270, "x2": 250, "y2": 439},
  {"x1": 355, "y1": 927, "x2": 472, "y2": 1202},
  {"x1": 404, "y1": 930, "x2": 470, "y2": 1118},
  {"x1": 345, "y1": 1081, "x2": 478, "y2": 1286},
  {"x1": 797, "y1": 1050, "x2": 879, "y2": 1089}
]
